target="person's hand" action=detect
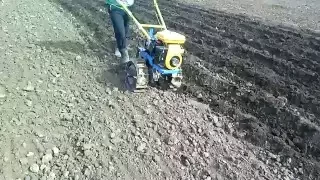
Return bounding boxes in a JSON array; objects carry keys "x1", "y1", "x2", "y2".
[{"x1": 116, "y1": 0, "x2": 134, "y2": 6}]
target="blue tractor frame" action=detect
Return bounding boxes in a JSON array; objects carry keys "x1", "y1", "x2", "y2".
[{"x1": 124, "y1": 28, "x2": 183, "y2": 92}]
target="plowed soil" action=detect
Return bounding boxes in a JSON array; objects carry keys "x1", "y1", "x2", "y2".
[
  {"x1": 133, "y1": 0, "x2": 320, "y2": 178},
  {"x1": 1, "y1": 0, "x2": 320, "y2": 179}
]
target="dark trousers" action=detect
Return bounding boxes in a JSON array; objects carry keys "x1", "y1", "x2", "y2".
[{"x1": 108, "y1": 5, "x2": 130, "y2": 51}]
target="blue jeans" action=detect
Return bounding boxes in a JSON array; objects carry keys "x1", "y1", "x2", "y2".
[{"x1": 108, "y1": 5, "x2": 130, "y2": 51}]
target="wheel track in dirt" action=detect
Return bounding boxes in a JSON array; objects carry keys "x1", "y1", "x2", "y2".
[
  {"x1": 138, "y1": 1, "x2": 320, "y2": 65},
  {"x1": 134, "y1": 2, "x2": 320, "y2": 121},
  {"x1": 135, "y1": 2, "x2": 320, "y2": 85},
  {"x1": 135, "y1": 2, "x2": 320, "y2": 82},
  {"x1": 134, "y1": 1, "x2": 320, "y2": 115},
  {"x1": 133, "y1": 0, "x2": 320, "y2": 178},
  {"x1": 157, "y1": 1, "x2": 320, "y2": 48}
]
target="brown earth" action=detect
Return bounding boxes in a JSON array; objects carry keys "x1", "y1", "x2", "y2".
[
  {"x1": 133, "y1": 0, "x2": 320, "y2": 179},
  {"x1": 0, "y1": 0, "x2": 320, "y2": 179}
]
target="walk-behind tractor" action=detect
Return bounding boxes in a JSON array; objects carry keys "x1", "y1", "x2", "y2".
[{"x1": 117, "y1": 0, "x2": 186, "y2": 92}]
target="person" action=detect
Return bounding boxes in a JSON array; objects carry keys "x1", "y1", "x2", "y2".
[{"x1": 106, "y1": 0, "x2": 134, "y2": 66}]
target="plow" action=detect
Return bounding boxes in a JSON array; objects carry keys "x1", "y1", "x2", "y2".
[{"x1": 117, "y1": 0, "x2": 186, "y2": 92}]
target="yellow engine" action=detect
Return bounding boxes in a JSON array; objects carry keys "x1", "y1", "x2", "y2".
[{"x1": 155, "y1": 30, "x2": 186, "y2": 70}]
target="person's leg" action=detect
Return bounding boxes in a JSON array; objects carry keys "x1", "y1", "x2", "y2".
[
  {"x1": 109, "y1": 8, "x2": 129, "y2": 63},
  {"x1": 108, "y1": 8, "x2": 122, "y2": 57},
  {"x1": 124, "y1": 12, "x2": 130, "y2": 48},
  {"x1": 110, "y1": 9, "x2": 125, "y2": 50}
]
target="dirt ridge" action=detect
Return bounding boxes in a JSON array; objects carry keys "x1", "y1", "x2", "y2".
[
  {"x1": 132, "y1": 0, "x2": 320, "y2": 178},
  {"x1": 1, "y1": 0, "x2": 320, "y2": 179}
]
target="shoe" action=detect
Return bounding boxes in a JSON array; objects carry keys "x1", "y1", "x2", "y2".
[
  {"x1": 115, "y1": 48, "x2": 121, "y2": 58},
  {"x1": 120, "y1": 48, "x2": 130, "y2": 65}
]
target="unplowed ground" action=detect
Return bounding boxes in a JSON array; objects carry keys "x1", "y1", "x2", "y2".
[{"x1": 0, "y1": 0, "x2": 320, "y2": 180}]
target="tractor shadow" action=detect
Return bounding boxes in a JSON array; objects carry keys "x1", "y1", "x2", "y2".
[{"x1": 96, "y1": 66, "x2": 128, "y2": 92}]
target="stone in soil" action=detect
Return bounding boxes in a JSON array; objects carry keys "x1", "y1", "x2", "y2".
[
  {"x1": 26, "y1": 152, "x2": 34, "y2": 157},
  {"x1": 30, "y1": 164, "x2": 40, "y2": 173},
  {"x1": 20, "y1": 158, "x2": 28, "y2": 165},
  {"x1": 52, "y1": 146, "x2": 59, "y2": 156},
  {"x1": 48, "y1": 172, "x2": 56, "y2": 180},
  {"x1": 23, "y1": 81, "x2": 35, "y2": 91},
  {"x1": 42, "y1": 153, "x2": 53, "y2": 164},
  {"x1": 0, "y1": 85, "x2": 6, "y2": 98},
  {"x1": 137, "y1": 143, "x2": 147, "y2": 152},
  {"x1": 153, "y1": 155, "x2": 161, "y2": 162},
  {"x1": 75, "y1": 55, "x2": 82, "y2": 61}
]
